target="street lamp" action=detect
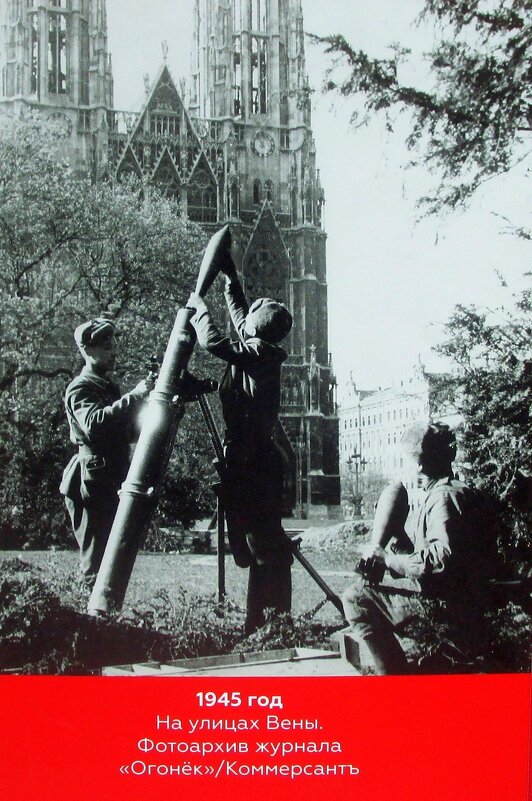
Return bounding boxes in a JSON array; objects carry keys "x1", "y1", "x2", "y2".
[{"x1": 346, "y1": 450, "x2": 367, "y2": 517}]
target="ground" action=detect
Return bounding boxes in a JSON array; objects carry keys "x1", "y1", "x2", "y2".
[
  {"x1": 0, "y1": 521, "x2": 369, "y2": 674},
  {"x1": 1, "y1": 519, "x2": 528, "y2": 675}
]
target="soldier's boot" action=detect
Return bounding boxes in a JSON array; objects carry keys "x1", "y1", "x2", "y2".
[
  {"x1": 355, "y1": 630, "x2": 410, "y2": 675},
  {"x1": 244, "y1": 556, "x2": 292, "y2": 635}
]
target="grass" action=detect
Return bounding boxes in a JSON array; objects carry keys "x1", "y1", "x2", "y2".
[
  {"x1": 0, "y1": 543, "x2": 358, "y2": 675},
  {"x1": 2, "y1": 534, "x2": 528, "y2": 675},
  {"x1": 3, "y1": 546, "x2": 354, "y2": 624}
]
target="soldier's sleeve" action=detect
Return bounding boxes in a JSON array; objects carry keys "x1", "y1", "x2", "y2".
[
  {"x1": 224, "y1": 275, "x2": 249, "y2": 342},
  {"x1": 385, "y1": 490, "x2": 456, "y2": 579},
  {"x1": 67, "y1": 382, "x2": 140, "y2": 440},
  {"x1": 191, "y1": 303, "x2": 264, "y2": 369}
]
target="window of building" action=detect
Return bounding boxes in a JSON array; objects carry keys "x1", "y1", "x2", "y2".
[
  {"x1": 233, "y1": 36, "x2": 241, "y2": 116},
  {"x1": 30, "y1": 13, "x2": 39, "y2": 93},
  {"x1": 150, "y1": 112, "x2": 180, "y2": 138},
  {"x1": 250, "y1": 37, "x2": 267, "y2": 114},
  {"x1": 253, "y1": 178, "x2": 262, "y2": 204},
  {"x1": 290, "y1": 185, "x2": 298, "y2": 225},
  {"x1": 233, "y1": 0, "x2": 242, "y2": 31},
  {"x1": 154, "y1": 164, "x2": 181, "y2": 202},
  {"x1": 78, "y1": 109, "x2": 91, "y2": 132},
  {"x1": 79, "y1": 18, "x2": 89, "y2": 104},
  {"x1": 280, "y1": 128, "x2": 290, "y2": 149},
  {"x1": 209, "y1": 121, "x2": 221, "y2": 140},
  {"x1": 228, "y1": 180, "x2": 240, "y2": 218},
  {"x1": 251, "y1": 0, "x2": 266, "y2": 30},
  {"x1": 222, "y1": 10, "x2": 229, "y2": 45},
  {"x1": 188, "y1": 169, "x2": 217, "y2": 222},
  {"x1": 48, "y1": 12, "x2": 68, "y2": 95},
  {"x1": 264, "y1": 179, "x2": 273, "y2": 202}
]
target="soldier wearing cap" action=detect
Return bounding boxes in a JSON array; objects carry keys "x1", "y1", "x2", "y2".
[
  {"x1": 187, "y1": 239, "x2": 293, "y2": 634},
  {"x1": 342, "y1": 422, "x2": 495, "y2": 674},
  {"x1": 60, "y1": 317, "x2": 154, "y2": 586}
]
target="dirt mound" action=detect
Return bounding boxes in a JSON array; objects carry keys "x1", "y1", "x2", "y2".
[{"x1": 299, "y1": 520, "x2": 370, "y2": 551}]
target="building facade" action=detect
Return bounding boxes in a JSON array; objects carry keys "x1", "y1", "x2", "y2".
[
  {"x1": 0, "y1": 0, "x2": 340, "y2": 515},
  {"x1": 339, "y1": 367, "x2": 434, "y2": 512}
]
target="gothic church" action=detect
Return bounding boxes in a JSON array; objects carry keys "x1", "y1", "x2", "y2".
[{"x1": 0, "y1": 0, "x2": 340, "y2": 514}]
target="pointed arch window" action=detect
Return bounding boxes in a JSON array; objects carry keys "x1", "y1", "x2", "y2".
[
  {"x1": 188, "y1": 168, "x2": 217, "y2": 222},
  {"x1": 233, "y1": 0, "x2": 242, "y2": 32},
  {"x1": 153, "y1": 164, "x2": 181, "y2": 203},
  {"x1": 233, "y1": 35, "x2": 241, "y2": 116},
  {"x1": 264, "y1": 179, "x2": 273, "y2": 202},
  {"x1": 290, "y1": 185, "x2": 298, "y2": 225},
  {"x1": 253, "y1": 179, "x2": 262, "y2": 205},
  {"x1": 79, "y1": 17, "x2": 89, "y2": 104},
  {"x1": 304, "y1": 184, "x2": 313, "y2": 223},
  {"x1": 48, "y1": 12, "x2": 67, "y2": 95},
  {"x1": 251, "y1": 0, "x2": 265, "y2": 31},
  {"x1": 30, "y1": 13, "x2": 39, "y2": 93},
  {"x1": 228, "y1": 179, "x2": 240, "y2": 219},
  {"x1": 250, "y1": 37, "x2": 268, "y2": 114}
]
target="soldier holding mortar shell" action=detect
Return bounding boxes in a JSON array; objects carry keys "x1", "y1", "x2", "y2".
[
  {"x1": 187, "y1": 226, "x2": 294, "y2": 635},
  {"x1": 343, "y1": 422, "x2": 496, "y2": 674}
]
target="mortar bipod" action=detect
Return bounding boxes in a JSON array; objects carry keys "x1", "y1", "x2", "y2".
[{"x1": 196, "y1": 393, "x2": 347, "y2": 621}]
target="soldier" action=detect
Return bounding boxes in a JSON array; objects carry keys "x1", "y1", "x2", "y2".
[
  {"x1": 187, "y1": 233, "x2": 293, "y2": 634},
  {"x1": 342, "y1": 422, "x2": 495, "y2": 674},
  {"x1": 60, "y1": 318, "x2": 154, "y2": 587}
]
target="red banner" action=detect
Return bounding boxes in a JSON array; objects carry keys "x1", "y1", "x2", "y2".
[{"x1": 0, "y1": 674, "x2": 529, "y2": 801}]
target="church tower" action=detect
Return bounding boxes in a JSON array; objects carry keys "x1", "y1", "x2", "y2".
[
  {"x1": 189, "y1": 0, "x2": 340, "y2": 514},
  {"x1": 0, "y1": 0, "x2": 113, "y2": 175}
]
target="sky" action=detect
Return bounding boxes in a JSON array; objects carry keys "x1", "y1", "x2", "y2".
[{"x1": 106, "y1": 0, "x2": 530, "y2": 396}]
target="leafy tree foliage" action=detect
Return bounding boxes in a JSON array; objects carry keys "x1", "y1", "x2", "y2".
[
  {"x1": 313, "y1": 0, "x2": 531, "y2": 214},
  {"x1": 0, "y1": 114, "x2": 219, "y2": 545},
  {"x1": 433, "y1": 278, "x2": 531, "y2": 561}
]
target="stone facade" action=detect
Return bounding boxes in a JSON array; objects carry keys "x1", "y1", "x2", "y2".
[
  {"x1": 0, "y1": 0, "x2": 340, "y2": 515},
  {"x1": 339, "y1": 367, "x2": 433, "y2": 513}
]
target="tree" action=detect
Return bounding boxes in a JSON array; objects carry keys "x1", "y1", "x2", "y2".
[
  {"x1": 313, "y1": 0, "x2": 531, "y2": 215},
  {"x1": 432, "y1": 278, "x2": 531, "y2": 561},
  {"x1": 0, "y1": 114, "x2": 218, "y2": 545},
  {"x1": 314, "y1": 1, "x2": 531, "y2": 563}
]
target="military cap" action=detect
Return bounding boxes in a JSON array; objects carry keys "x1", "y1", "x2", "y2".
[
  {"x1": 247, "y1": 298, "x2": 293, "y2": 344},
  {"x1": 74, "y1": 317, "x2": 116, "y2": 348}
]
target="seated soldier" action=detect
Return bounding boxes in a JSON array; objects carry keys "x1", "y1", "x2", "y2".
[
  {"x1": 342, "y1": 422, "x2": 494, "y2": 674},
  {"x1": 187, "y1": 231, "x2": 293, "y2": 634}
]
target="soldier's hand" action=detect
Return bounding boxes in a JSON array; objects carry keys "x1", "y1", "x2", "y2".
[
  {"x1": 361, "y1": 544, "x2": 386, "y2": 564},
  {"x1": 187, "y1": 293, "x2": 207, "y2": 312},
  {"x1": 131, "y1": 377, "x2": 155, "y2": 399},
  {"x1": 220, "y1": 251, "x2": 238, "y2": 279}
]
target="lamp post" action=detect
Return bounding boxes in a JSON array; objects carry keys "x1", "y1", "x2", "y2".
[{"x1": 346, "y1": 450, "x2": 367, "y2": 517}]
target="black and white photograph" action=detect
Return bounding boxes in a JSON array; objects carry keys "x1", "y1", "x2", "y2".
[{"x1": 0, "y1": 0, "x2": 530, "y2": 686}]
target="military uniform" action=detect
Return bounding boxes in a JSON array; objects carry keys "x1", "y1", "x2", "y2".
[
  {"x1": 191, "y1": 277, "x2": 293, "y2": 633},
  {"x1": 60, "y1": 366, "x2": 142, "y2": 584},
  {"x1": 343, "y1": 477, "x2": 494, "y2": 673}
]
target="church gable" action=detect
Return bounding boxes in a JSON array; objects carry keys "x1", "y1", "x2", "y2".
[
  {"x1": 242, "y1": 203, "x2": 291, "y2": 304},
  {"x1": 114, "y1": 65, "x2": 216, "y2": 187}
]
